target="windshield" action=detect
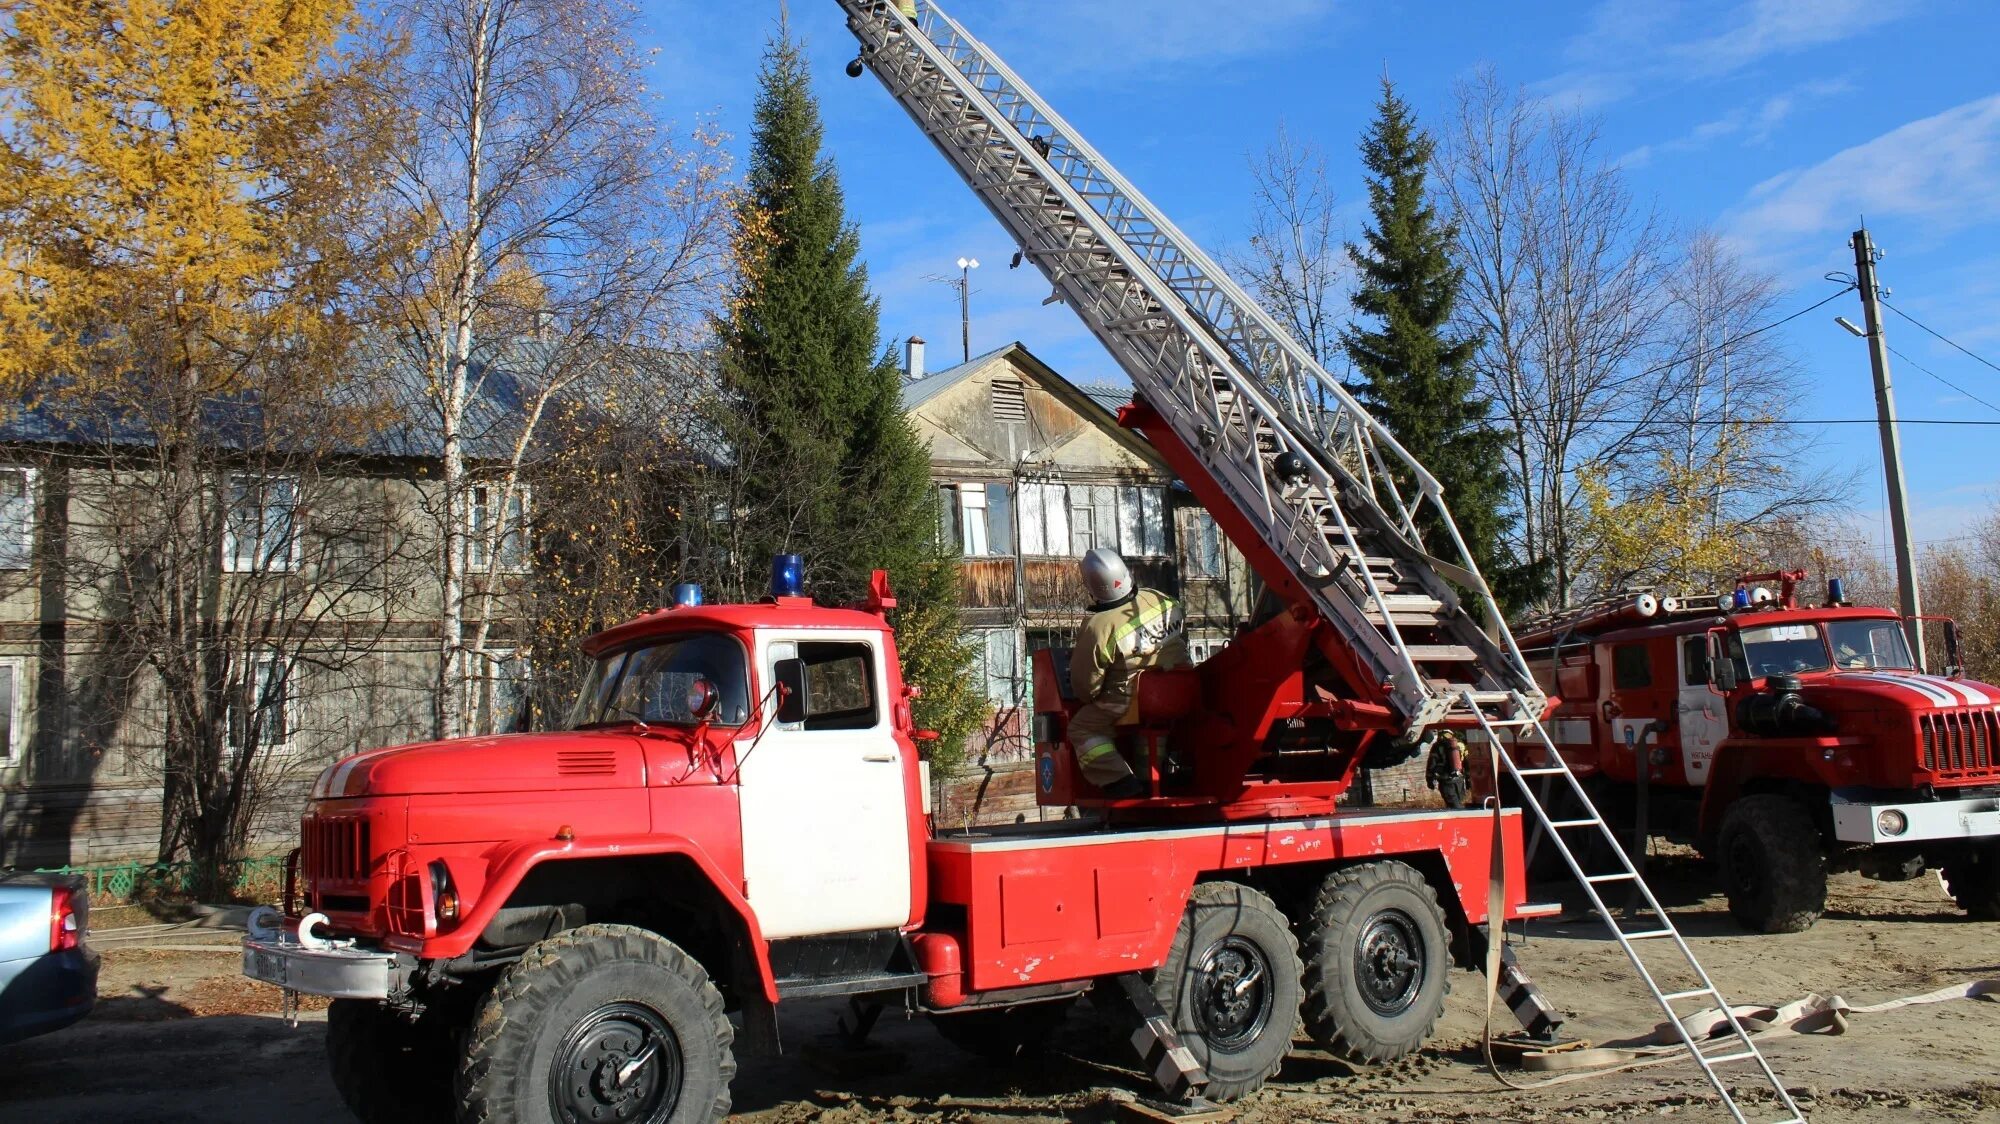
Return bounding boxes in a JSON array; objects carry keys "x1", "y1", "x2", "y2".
[
  {"x1": 569, "y1": 633, "x2": 751, "y2": 729},
  {"x1": 1733, "y1": 623, "x2": 1829, "y2": 678},
  {"x1": 1828, "y1": 619, "x2": 1917, "y2": 670}
]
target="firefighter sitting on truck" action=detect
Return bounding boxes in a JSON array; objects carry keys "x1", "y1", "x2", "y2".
[{"x1": 1068, "y1": 548, "x2": 1189, "y2": 800}]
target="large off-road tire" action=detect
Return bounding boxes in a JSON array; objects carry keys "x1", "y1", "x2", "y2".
[
  {"x1": 1295, "y1": 861, "x2": 1450, "y2": 1064},
  {"x1": 1717, "y1": 795, "x2": 1827, "y2": 934},
  {"x1": 1940, "y1": 840, "x2": 2000, "y2": 920},
  {"x1": 1151, "y1": 881, "x2": 1303, "y2": 1102},
  {"x1": 930, "y1": 998, "x2": 1074, "y2": 1062},
  {"x1": 457, "y1": 923, "x2": 735, "y2": 1124},
  {"x1": 327, "y1": 998, "x2": 456, "y2": 1124}
]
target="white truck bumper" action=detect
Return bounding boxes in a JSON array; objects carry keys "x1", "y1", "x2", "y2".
[
  {"x1": 1830, "y1": 793, "x2": 2000, "y2": 845},
  {"x1": 242, "y1": 931, "x2": 401, "y2": 1000}
]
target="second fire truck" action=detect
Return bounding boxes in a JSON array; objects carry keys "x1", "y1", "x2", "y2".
[{"x1": 1511, "y1": 571, "x2": 2000, "y2": 933}]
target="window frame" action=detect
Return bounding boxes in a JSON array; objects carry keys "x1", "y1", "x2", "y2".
[
  {"x1": 0, "y1": 655, "x2": 24, "y2": 762},
  {"x1": 231, "y1": 650, "x2": 298, "y2": 755},
  {"x1": 771, "y1": 639, "x2": 883, "y2": 733},
  {"x1": 0, "y1": 465, "x2": 36, "y2": 571},
  {"x1": 467, "y1": 482, "x2": 532, "y2": 575},
  {"x1": 221, "y1": 472, "x2": 302, "y2": 574},
  {"x1": 1680, "y1": 635, "x2": 1711, "y2": 687},
  {"x1": 1611, "y1": 643, "x2": 1654, "y2": 690}
]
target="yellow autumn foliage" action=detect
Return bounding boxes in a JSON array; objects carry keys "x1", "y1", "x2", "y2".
[
  {"x1": 0, "y1": 0, "x2": 382, "y2": 407},
  {"x1": 1574, "y1": 439, "x2": 1756, "y2": 595}
]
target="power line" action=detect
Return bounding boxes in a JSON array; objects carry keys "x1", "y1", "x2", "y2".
[
  {"x1": 1561, "y1": 416, "x2": 2000, "y2": 428},
  {"x1": 1885, "y1": 343, "x2": 2000, "y2": 416},
  {"x1": 1628, "y1": 285, "x2": 1856, "y2": 382},
  {"x1": 1880, "y1": 299, "x2": 2000, "y2": 377}
]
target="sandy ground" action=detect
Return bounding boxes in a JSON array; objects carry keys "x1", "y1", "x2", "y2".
[{"x1": 2, "y1": 859, "x2": 1994, "y2": 1123}]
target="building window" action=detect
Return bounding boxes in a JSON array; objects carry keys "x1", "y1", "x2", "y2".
[
  {"x1": 0, "y1": 657, "x2": 21, "y2": 761},
  {"x1": 942, "y1": 483, "x2": 1015, "y2": 558},
  {"x1": 0, "y1": 467, "x2": 33, "y2": 570},
  {"x1": 223, "y1": 474, "x2": 300, "y2": 573},
  {"x1": 471, "y1": 649, "x2": 532, "y2": 735},
  {"x1": 468, "y1": 484, "x2": 531, "y2": 573},
  {"x1": 990, "y1": 378, "x2": 1029, "y2": 422},
  {"x1": 1077, "y1": 484, "x2": 1169, "y2": 559},
  {"x1": 230, "y1": 652, "x2": 294, "y2": 753},
  {"x1": 1018, "y1": 481, "x2": 1073, "y2": 558},
  {"x1": 1187, "y1": 634, "x2": 1227, "y2": 665},
  {"x1": 1185, "y1": 511, "x2": 1225, "y2": 578},
  {"x1": 975, "y1": 629, "x2": 1022, "y2": 710}
]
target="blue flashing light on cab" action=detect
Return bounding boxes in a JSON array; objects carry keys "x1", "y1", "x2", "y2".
[
  {"x1": 771, "y1": 554, "x2": 805, "y2": 600},
  {"x1": 673, "y1": 582, "x2": 704, "y2": 608}
]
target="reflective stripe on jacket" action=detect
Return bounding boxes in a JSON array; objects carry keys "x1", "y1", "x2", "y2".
[{"x1": 1070, "y1": 588, "x2": 1189, "y2": 704}]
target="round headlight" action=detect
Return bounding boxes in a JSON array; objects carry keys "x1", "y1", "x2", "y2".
[{"x1": 1876, "y1": 809, "x2": 1909, "y2": 837}]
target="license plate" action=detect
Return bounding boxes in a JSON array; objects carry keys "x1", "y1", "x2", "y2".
[{"x1": 245, "y1": 946, "x2": 288, "y2": 987}]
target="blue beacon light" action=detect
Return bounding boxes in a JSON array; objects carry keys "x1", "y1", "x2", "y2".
[
  {"x1": 672, "y1": 582, "x2": 704, "y2": 608},
  {"x1": 771, "y1": 554, "x2": 805, "y2": 599},
  {"x1": 1828, "y1": 577, "x2": 1847, "y2": 606},
  {"x1": 1732, "y1": 588, "x2": 1751, "y2": 610}
]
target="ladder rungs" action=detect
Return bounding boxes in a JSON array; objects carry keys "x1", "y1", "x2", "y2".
[
  {"x1": 1406, "y1": 645, "x2": 1478, "y2": 662},
  {"x1": 1547, "y1": 818, "x2": 1600, "y2": 829},
  {"x1": 1624, "y1": 929, "x2": 1677, "y2": 940},
  {"x1": 1700, "y1": 1049, "x2": 1760, "y2": 1066},
  {"x1": 1586, "y1": 872, "x2": 1638, "y2": 884},
  {"x1": 1662, "y1": 988, "x2": 1718, "y2": 1002},
  {"x1": 1515, "y1": 765, "x2": 1570, "y2": 776}
]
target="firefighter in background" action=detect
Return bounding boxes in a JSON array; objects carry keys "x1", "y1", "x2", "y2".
[{"x1": 1069, "y1": 548, "x2": 1189, "y2": 800}]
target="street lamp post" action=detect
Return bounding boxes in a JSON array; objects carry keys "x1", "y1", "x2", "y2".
[{"x1": 956, "y1": 256, "x2": 979, "y2": 362}]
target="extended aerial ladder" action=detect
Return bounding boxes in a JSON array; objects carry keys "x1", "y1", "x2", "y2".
[{"x1": 837, "y1": 3, "x2": 1807, "y2": 1120}]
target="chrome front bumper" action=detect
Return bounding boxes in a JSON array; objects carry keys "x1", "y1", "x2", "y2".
[
  {"x1": 1830, "y1": 793, "x2": 2000, "y2": 845},
  {"x1": 242, "y1": 923, "x2": 405, "y2": 1000}
]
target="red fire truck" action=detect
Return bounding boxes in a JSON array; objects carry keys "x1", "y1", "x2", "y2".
[
  {"x1": 243, "y1": 4, "x2": 1808, "y2": 1123},
  {"x1": 1510, "y1": 571, "x2": 2000, "y2": 934}
]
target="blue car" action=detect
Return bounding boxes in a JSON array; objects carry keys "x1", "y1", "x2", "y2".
[{"x1": 0, "y1": 872, "x2": 98, "y2": 1045}]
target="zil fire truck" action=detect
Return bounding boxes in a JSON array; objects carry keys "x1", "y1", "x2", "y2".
[
  {"x1": 242, "y1": 4, "x2": 1807, "y2": 1123},
  {"x1": 1508, "y1": 572, "x2": 2000, "y2": 935}
]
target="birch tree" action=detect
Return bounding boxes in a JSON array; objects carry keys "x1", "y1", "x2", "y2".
[{"x1": 378, "y1": 0, "x2": 732, "y2": 738}]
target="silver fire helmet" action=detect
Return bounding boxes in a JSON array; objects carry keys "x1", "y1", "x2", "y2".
[{"x1": 1081, "y1": 548, "x2": 1134, "y2": 605}]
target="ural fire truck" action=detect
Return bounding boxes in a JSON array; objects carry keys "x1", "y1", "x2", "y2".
[
  {"x1": 243, "y1": 4, "x2": 1806, "y2": 1123},
  {"x1": 1510, "y1": 572, "x2": 2000, "y2": 934}
]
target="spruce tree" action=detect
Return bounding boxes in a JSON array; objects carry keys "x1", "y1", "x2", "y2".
[
  {"x1": 720, "y1": 26, "x2": 981, "y2": 759},
  {"x1": 1342, "y1": 80, "x2": 1536, "y2": 610}
]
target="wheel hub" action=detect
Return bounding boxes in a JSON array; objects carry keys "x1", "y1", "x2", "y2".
[
  {"x1": 552, "y1": 1002, "x2": 682, "y2": 1124},
  {"x1": 1353, "y1": 909, "x2": 1425, "y2": 1017},
  {"x1": 1193, "y1": 935, "x2": 1273, "y2": 1053}
]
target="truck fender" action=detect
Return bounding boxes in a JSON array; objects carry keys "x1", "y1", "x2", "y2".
[
  {"x1": 1696, "y1": 745, "x2": 1761, "y2": 850},
  {"x1": 422, "y1": 833, "x2": 780, "y2": 1005}
]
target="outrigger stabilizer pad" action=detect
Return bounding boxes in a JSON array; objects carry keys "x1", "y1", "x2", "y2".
[{"x1": 1104, "y1": 973, "x2": 1211, "y2": 1103}]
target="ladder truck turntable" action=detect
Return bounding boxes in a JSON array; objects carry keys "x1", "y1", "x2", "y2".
[
  {"x1": 1502, "y1": 573, "x2": 2000, "y2": 935},
  {"x1": 242, "y1": 4, "x2": 1808, "y2": 1123}
]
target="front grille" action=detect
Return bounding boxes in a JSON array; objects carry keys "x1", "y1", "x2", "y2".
[
  {"x1": 1920, "y1": 709, "x2": 2000, "y2": 782},
  {"x1": 302, "y1": 814, "x2": 371, "y2": 884}
]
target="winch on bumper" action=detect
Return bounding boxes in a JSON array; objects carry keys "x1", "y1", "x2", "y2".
[
  {"x1": 240, "y1": 909, "x2": 413, "y2": 1000},
  {"x1": 1831, "y1": 792, "x2": 2000, "y2": 844}
]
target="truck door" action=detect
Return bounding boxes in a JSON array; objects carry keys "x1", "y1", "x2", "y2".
[
  {"x1": 1676, "y1": 634, "x2": 1727, "y2": 785},
  {"x1": 738, "y1": 634, "x2": 913, "y2": 940}
]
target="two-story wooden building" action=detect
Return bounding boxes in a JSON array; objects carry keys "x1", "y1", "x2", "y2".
[{"x1": 900, "y1": 339, "x2": 1256, "y2": 824}]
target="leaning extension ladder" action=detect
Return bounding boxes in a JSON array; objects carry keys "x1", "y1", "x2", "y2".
[
  {"x1": 1465, "y1": 690, "x2": 1807, "y2": 1124},
  {"x1": 840, "y1": 3, "x2": 1806, "y2": 1118},
  {"x1": 838, "y1": 0, "x2": 1534, "y2": 734}
]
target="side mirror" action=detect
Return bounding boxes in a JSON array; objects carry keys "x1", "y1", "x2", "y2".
[
  {"x1": 1918, "y1": 616, "x2": 1964, "y2": 678},
  {"x1": 774, "y1": 658, "x2": 808, "y2": 724},
  {"x1": 1708, "y1": 629, "x2": 1739, "y2": 694},
  {"x1": 684, "y1": 676, "x2": 719, "y2": 721}
]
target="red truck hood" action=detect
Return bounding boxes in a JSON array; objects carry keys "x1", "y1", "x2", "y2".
[
  {"x1": 310, "y1": 730, "x2": 653, "y2": 798},
  {"x1": 1807, "y1": 671, "x2": 2000, "y2": 712}
]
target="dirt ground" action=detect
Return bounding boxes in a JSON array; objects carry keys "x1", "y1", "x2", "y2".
[{"x1": 2, "y1": 859, "x2": 1995, "y2": 1123}]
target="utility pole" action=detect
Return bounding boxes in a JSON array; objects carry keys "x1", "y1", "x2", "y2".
[
  {"x1": 1850, "y1": 227, "x2": 1926, "y2": 666},
  {"x1": 956, "y1": 256, "x2": 979, "y2": 362}
]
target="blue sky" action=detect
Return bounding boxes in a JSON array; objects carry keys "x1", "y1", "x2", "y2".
[{"x1": 638, "y1": 1, "x2": 2000, "y2": 558}]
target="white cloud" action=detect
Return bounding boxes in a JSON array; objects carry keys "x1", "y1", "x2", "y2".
[
  {"x1": 1730, "y1": 94, "x2": 2000, "y2": 246},
  {"x1": 1615, "y1": 78, "x2": 1852, "y2": 168},
  {"x1": 1543, "y1": 0, "x2": 1907, "y2": 108}
]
